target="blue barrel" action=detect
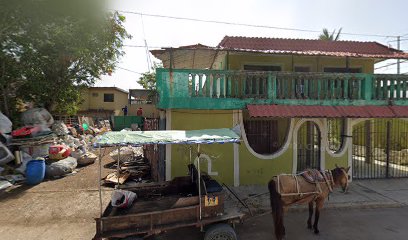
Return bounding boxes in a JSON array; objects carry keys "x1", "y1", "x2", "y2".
[{"x1": 26, "y1": 160, "x2": 45, "y2": 185}]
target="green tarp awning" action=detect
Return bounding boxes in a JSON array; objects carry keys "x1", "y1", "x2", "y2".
[{"x1": 95, "y1": 128, "x2": 240, "y2": 147}]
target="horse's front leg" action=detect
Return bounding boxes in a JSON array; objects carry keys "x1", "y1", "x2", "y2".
[
  {"x1": 307, "y1": 201, "x2": 313, "y2": 229},
  {"x1": 313, "y1": 199, "x2": 324, "y2": 234}
]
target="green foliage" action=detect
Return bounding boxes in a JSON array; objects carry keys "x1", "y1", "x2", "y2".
[
  {"x1": 137, "y1": 63, "x2": 162, "y2": 100},
  {"x1": 319, "y1": 28, "x2": 342, "y2": 41},
  {"x1": 0, "y1": 0, "x2": 130, "y2": 116},
  {"x1": 138, "y1": 71, "x2": 157, "y2": 91}
]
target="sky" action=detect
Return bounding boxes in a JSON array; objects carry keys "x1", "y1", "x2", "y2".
[{"x1": 96, "y1": 0, "x2": 408, "y2": 90}]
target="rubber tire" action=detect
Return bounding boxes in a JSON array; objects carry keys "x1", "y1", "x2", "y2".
[{"x1": 204, "y1": 224, "x2": 237, "y2": 240}]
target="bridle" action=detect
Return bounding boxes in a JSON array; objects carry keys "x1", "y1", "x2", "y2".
[{"x1": 331, "y1": 167, "x2": 350, "y2": 193}]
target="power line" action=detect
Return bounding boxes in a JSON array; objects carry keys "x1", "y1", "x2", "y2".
[
  {"x1": 387, "y1": 38, "x2": 408, "y2": 43},
  {"x1": 116, "y1": 66, "x2": 143, "y2": 75},
  {"x1": 116, "y1": 10, "x2": 397, "y2": 38},
  {"x1": 374, "y1": 60, "x2": 408, "y2": 70},
  {"x1": 140, "y1": 14, "x2": 153, "y2": 71},
  {"x1": 124, "y1": 45, "x2": 164, "y2": 49}
]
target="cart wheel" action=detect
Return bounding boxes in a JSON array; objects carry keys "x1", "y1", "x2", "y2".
[{"x1": 204, "y1": 223, "x2": 237, "y2": 240}]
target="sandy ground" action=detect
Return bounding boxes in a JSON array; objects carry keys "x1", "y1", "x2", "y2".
[{"x1": 0, "y1": 152, "x2": 114, "y2": 240}]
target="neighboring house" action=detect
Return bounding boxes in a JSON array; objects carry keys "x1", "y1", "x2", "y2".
[
  {"x1": 79, "y1": 87, "x2": 129, "y2": 117},
  {"x1": 129, "y1": 89, "x2": 160, "y2": 118},
  {"x1": 151, "y1": 36, "x2": 408, "y2": 186}
]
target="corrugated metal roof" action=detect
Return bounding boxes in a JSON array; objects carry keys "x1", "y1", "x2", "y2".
[
  {"x1": 390, "y1": 106, "x2": 408, "y2": 118},
  {"x1": 218, "y1": 36, "x2": 408, "y2": 59},
  {"x1": 247, "y1": 105, "x2": 408, "y2": 118}
]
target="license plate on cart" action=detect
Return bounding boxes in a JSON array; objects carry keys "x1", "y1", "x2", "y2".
[{"x1": 205, "y1": 195, "x2": 219, "y2": 207}]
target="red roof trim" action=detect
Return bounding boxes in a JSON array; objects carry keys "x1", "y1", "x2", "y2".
[
  {"x1": 247, "y1": 105, "x2": 408, "y2": 118},
  {"x1": 218, "y1": 36, "x2": 408, "y2": 59}
]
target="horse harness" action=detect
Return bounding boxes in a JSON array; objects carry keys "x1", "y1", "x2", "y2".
[{"x1": 275, "y1": 169, "x2": 334, "y2": 199}]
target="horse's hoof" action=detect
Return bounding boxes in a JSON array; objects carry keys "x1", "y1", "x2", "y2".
[{"x1": 314, "y1": 229, "x2": 320, "y2": 234}]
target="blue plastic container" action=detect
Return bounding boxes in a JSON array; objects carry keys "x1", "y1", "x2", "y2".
[{"x1": 25, "y1": 160, "x2": 45, "y2": 185}]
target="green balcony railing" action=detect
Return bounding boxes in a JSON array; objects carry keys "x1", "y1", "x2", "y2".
[{"x1": 156, "y1": 68, "x2": 408, "y2": 109}]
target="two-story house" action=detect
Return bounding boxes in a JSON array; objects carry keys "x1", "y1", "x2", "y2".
[{"x1": 151, "y1": 36, "x2": 408, "y2": 186}]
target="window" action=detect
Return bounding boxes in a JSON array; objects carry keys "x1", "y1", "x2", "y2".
[
  {"x1": 92, "y1": 93, "x2": 99, "y2": 97},
  {"x1": 103, "y1": 93, "x2": 114, "y2": 102},
  {"x1": 324, "y1": 67, "x2": 362, "y2": 73},
  {"x1": 243, "y1": 117, "x2": 290, "y2": 155},
  {"x1": 294, "y1": 66, "x2": 311, "y2": 72},
  {"x1": 327, "y1": 118, "x2": 345, "y2": 153},
  {"x1": 244, "y1": 65, "x2": 282, "y2": 72}
]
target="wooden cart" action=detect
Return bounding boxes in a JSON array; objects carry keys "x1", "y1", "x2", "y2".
[{"x1": 93, "y1": 129, "x2": 245, "y2": 240}]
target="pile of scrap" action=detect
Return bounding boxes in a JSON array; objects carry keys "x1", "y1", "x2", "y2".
[
  {"x1": 103, "y1": 146, "x2": 151, "y2": 186},
  {"x1": 0, "y1": 108, "x2": 111, "y2": 190}
]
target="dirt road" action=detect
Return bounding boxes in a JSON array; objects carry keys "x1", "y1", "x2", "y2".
[{"x1": 0, "y1": 155, "x2": 112, "y2": 240}]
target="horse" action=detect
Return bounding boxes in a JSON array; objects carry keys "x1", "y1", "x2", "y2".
[{"x1": 268, "y1": 165, "x2": 350, "y2": 240}]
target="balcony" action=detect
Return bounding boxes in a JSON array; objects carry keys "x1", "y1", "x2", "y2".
[{"x1": 156, "y1": 68, "x2": 408, "y2": 109}]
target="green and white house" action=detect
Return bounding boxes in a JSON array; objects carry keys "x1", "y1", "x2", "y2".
[{"x1": 151, "y1": 36, "x2": 408, "y2": 186}]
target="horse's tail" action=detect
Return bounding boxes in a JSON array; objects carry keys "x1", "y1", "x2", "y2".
[{"x1": 268, "y1": 179, "x2": 285, "y2": 240}]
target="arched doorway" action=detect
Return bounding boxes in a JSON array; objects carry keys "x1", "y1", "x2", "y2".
[{"x1": 297, "y1": 121, "x2": 321, "y2": 172}]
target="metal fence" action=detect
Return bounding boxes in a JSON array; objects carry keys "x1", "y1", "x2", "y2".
[
  {"x1": 297, "y1": 121, "x2": 321, "y2": 172},
  {"x1": 352, "y1": 119, "x2": 408, "y2": 179}
]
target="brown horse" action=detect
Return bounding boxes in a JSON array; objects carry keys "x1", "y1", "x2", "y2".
[{"x1": 268, "y1": 165, "x2": 350, "y2": 240}]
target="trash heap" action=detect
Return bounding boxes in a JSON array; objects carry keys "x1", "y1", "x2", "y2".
[
  {"x1": 0, "y1": 108, "x2": 110, "y2": 190},
  {"x1": 103, "y1": 146, "x2": 151, "y2": 186}
]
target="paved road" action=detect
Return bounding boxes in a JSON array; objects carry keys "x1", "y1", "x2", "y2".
[{"x1": 163, "y1": 207, "x2": 408, "y2": 240}]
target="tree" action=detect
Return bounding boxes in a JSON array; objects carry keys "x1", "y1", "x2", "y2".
[
  {"x1": 137, "y1": 63, "x2": 162, "y2": 101},
  {"x1": 0, "y1": 0, "x2": 130, "y2": 116},
  {"x1": 319, "y1": 28, "x2": 342, "y2": 41}
]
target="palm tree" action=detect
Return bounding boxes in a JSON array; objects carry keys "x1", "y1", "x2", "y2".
[{"x1": 319, "y1": 28, "x2": 342, "y2": 41}]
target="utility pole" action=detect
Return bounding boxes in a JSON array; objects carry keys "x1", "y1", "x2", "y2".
[{"x1": 397, "y1": 36, "x2": 400, "y2": 74}]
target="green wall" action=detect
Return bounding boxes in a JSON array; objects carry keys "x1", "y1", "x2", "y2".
[
  {"x1": 238, "y1": 142, "x2": 294, "y2": 185},
  {"x1": 325, "y1": 151, "x2": 349, "y2": 170},
  {"x1": 170, "y1": 111, "x2": 351, "y2": 185},
  {"x1": 170, "y1": 110, "x2": 235, "y2": 185}
]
